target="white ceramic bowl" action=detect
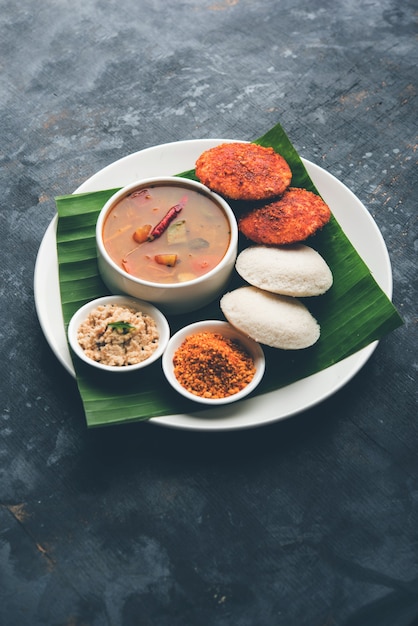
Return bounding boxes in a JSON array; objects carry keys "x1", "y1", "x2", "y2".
[
  {"x1": 67, "y1": 295, "x2": 170, "y2": 373},
  {"x1": 162, "y1": 320, "x2": 265, "y2": 405},
  {"x1": 96, "y1": 176, "x2": 238, "y2": 315}
]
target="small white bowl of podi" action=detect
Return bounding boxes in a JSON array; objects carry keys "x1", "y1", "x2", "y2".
[
  {"x1": 162, "y1": 320, "x2": 265, "y2": 405},
  {"x1": 67, "y1": 295, "x2": 170, "y2": 373},
  {"x1": 96, "y1": 177, "x2": 238, "y2": 315}
]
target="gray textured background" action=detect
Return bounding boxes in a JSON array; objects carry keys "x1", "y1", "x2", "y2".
[{"x1": 1, "y1": 1, "x2": 417, "y2": 625}]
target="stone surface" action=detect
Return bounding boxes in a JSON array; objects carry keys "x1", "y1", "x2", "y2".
[{"x1": 0, "y1": 1, "x2": 417, "y2": 625}]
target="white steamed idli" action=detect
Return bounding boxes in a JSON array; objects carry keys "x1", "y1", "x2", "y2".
[
  {"x1": 220, "y1": 286, "x2": 320, "y2": 350},
  {"x1": 235, "y1": 244, "x2": 333, "y2": 296}
]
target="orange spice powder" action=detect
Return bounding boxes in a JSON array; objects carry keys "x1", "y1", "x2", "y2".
[{"x1": 173, "y1": 331, "x2": 256, "y2": 399}]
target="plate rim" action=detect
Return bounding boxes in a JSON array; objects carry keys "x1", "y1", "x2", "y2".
[{"x1": 34, "y1": 138, "x2": 393, "y2": 431}]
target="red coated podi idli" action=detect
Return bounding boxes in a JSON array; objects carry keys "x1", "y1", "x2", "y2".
[
  {"x1": 238, "y1": 187, "x2": 332, "y2": 245},
  {"x1": 195, "y1": 142, "x2": 292, "y2": 201}
]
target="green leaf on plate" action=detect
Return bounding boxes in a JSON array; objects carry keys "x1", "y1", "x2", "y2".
[{"x1": 55, "y1": 122, "x2": 403, "y2": 427}]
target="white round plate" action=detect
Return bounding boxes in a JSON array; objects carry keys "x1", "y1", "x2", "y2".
[{"x1": 34, "y1": 139, "x2": 393, "y2": 431}]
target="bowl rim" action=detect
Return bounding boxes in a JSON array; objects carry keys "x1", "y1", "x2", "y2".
[
  {"x1": 67, "y1": 294, "x2": 170, "y2": 372},
  {"x1": 96, "y1": 176, "x2": 238, "y2": 289},
  {"x1": 162, "y1": 319, "x2": 265, "y2": 405}
]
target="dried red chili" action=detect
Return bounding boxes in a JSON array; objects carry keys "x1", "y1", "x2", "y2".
[{"x1": 147, "y1": 195, "x2": 188, "y2": 241}]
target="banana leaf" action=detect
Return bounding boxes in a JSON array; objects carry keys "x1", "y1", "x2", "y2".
[{"x1": 55, "y1": 122, "x2": 403, "y2": 427}]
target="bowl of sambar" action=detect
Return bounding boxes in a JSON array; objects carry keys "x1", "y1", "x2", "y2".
[{"x1": 96, "y1": 177, "x2": 238, "y2": 315}]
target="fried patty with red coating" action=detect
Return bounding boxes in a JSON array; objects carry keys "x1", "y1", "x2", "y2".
[
  {"x1": 238, "y1": 187, "x2": 331, "y2": 245},
  {"x1": 195, "y1": 142, "x2": 292, "y2": 201}
]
